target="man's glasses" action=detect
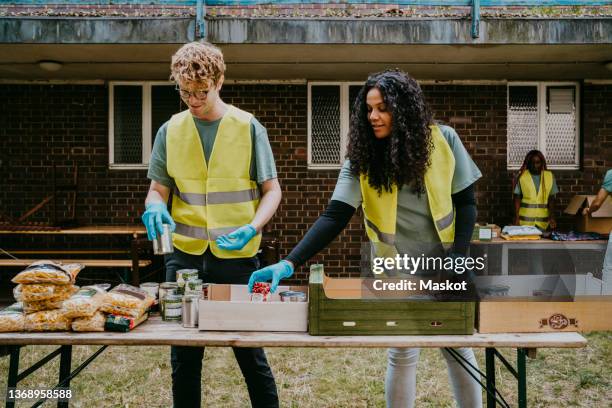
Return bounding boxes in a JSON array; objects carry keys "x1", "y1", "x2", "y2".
[{"x1": 176, "y1": 85, "x2": 211, "y2": 101}]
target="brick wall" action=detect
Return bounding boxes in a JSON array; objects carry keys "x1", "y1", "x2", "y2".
[{"x1": 1, "y1": 83, "x2": 610, "y2": 283}]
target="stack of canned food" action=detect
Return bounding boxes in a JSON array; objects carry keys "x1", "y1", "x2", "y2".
[{"x1": 141, "y1": 269, "x2": 209, "y2": 328}]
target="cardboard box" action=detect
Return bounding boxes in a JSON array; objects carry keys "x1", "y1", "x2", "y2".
[
  {"x1": 478, "y1": 299, "x2": 612, "y2": 333},
  {"x1": 564, "y1": 195, "x2": 612, "y2": 234},
  {"x1": 198, "y1": 284, "x2": 308, "y2": 332}
]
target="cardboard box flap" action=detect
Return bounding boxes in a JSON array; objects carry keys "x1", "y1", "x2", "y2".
[
  {"x1": 564, "y1": 195, "x2": 589, "y2": 215},
  {"x1": 590, "y1": 196, "x2": 612, "y2": 218}
]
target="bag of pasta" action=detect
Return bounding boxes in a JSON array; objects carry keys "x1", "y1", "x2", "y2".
[
  {"x1": 100, "y1": 284, "x2": 155, "y2": 318},
  {"x1": 0, "y1": 302, "x2": 25, "y2": 332},
  {"x1": 14, "y1": 284, "x2": 78, "y2": 302},
  {"x1": 12, "y1": 261, "x2": 83, "y2": 285},
  {"x1": 24, "y1": 309, "x2": 71, "y2": 331},
  {"x1": 71, "y1": 311, "x2": 106, "y2": 332},
  {"x1": 22, "y1": 299, "x2": 66, "y2": 313},
  {"x1": 63, "y1": 285, "x2": 109, "y2": 319}
]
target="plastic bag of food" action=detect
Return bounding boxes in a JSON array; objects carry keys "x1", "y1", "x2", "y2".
[
  {"x1": 100, "y1": 284, "x2": 155, "y2": 318},
  {"x1": 24, "y1": 310, "x2": 71, "y2": 331},
  {"x1": 14, "y1": 284, "x2": 78, "y2": 302},
  {"x1": 63, "y1": 285, "x2": 108, "y2": 319},
  {"x1": 72, "y1": 311, "x2": 106, "y2": 332},
  {"x1": 0, "y1": 302, "x2": 25, "y2": 332},
  {"x1": 22, "y1": 299, "x2": 65, "y2": 313},
  {"x1": 105, "y1": 313, "x2": 148, "y2": 332},
  {"x1": 12, "y1": 261, "x2": 83, "y2": 285}
]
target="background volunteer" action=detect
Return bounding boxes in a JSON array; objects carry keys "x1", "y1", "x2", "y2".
[
  {"x1": 142, "y1": 41, "x2": 281, "y2": 408},
  {"x1": 249, "y1": 69, "x2": 483, "y2": 408}
]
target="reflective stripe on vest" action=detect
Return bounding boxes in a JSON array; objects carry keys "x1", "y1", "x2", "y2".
[
  {"x1": 166, "y1": 106, "x2": 261, "y2": 257},
  {"x1": 360, "y1": 125, "x2": 456, "y2": 255},
  {"x1": 518, "y1": 170, "x2": 552, "y2": 231}
]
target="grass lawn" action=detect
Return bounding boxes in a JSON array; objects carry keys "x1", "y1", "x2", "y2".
[{"x1": 0, "y1": 332, "x2": 610, "y2": 407}]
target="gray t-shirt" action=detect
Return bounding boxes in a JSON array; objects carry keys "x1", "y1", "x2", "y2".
[
  {"x1": 331, "y1": 125, "x2": 482, "y2": 248},
  {"x1": 147, "y1": 113, "x2": 277, "y2": 187},
  {"x1": 513, "y1": 172, "x2": 558, "y2": 196}
]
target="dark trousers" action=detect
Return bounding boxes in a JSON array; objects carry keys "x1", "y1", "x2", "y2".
[{"x1": 165, "y1": 248, "x2": 279, "y2": 408}]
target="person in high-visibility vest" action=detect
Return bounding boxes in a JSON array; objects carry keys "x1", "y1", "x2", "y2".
[
  {"x1": 249, "y1": 70, "x2": 483, "y2": 408},
  {"x1": 142, "y1": 41, "x2": 282, "y2": 408},
  {"x1": 513, "y1": 150, "x2": 558, "y2": 230}
]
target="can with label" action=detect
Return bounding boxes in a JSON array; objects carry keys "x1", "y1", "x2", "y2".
[
  {"x1": 159, "y1": 282, "x2": 178, "y2": 316},
  {"x1": 185, "y1": 279, "x2": 203, "y2": 297},
  {"x1": 162, "y1": 294, "x2": 182, "y2": 321},
  {"x1": 176, "y1": 269, "x2": 199, "y2": 295}
]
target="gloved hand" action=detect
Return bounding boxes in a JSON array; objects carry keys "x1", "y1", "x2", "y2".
[
  {"x1": 141, "y1": 202, "x2": 176, "y2": 241},
  {"x1": 216, "y1": 224, "x2": 257, "y2": 250},
  {"x1": 248, "y1": 260, "x2": 294, "y2": 293}
]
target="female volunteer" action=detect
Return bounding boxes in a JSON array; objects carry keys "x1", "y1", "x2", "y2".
[
  {"x1": 249, "y1": 69, "x2": 483, "y2": 407},
  {"x1": 513, "y1": 150, "x2": 558, "y2": 230}
]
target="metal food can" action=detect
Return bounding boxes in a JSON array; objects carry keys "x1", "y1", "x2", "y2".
[
  {"x1": 139, "y1": 282, "x2": 159, "y2": 299},
  {"x1": 182, "y1": 294, "x2": 200, "y2": 328},
  {"x1": 278, "y1": 291, "x2": 307, "y2": 302},
  {"x1": 162, "y1": 294, "x2": 182, "y2": 321},
  {"x1": 176, "y1": 269, "x2": 199, "y2": 294},
  {"x1": 185, "y1": 279, "x2": 203, "y2": 297},
  {"x1": 159, "y1": 282, "x2": 178, "y2": 316},
  {"x1": 153, "y1": 224, "x2": 174, "y2": 255}
]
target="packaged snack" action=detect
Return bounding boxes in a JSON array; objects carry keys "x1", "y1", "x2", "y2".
[
  {"x1": 100, "y1": 284, "x2": 155, "y2": 318},
  {"x1": 22, "y1": 299, "x2": 65, "y2": 313},
  {"x1": 72, "y1": 311, "x2": 106, "y2": 332},
  {"x1": 62, "y1": 285, "x2": 108, "y2": 319},
  {"x1": 24, "y1": 310, "x2": 71, "y2": 331},
  {"x1": 0, "y1": 302, "x2": 25, "y2": 332},
  {"x1": 12, "y1": 261, "x2": 83, "y2": 285},
  {"x1": 105, "y1": 313, "x2": 148, "y2": 332},
  {"x1": 14, "y1": 284, "x2": 78, "y2": 302}
]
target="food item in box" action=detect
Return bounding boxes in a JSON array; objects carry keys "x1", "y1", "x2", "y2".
[
  {"x1": 12, "y1": 261, "x2": 83, "y2": 285},
  {"x1": 63, "y1": 285, "x2": 109, "y2": 319},
  {"x1": 72, "y1": 311, "x2": 106, "y2": 332},
  {"x1": 0, "y1": 302, "x2": 25, "y2": 332},
  {"x1": 105, "y1": 313, "x2": 148, "y2": 332},
  {"x1": 22, "y1": 299, "x2": 65, "y2": 313},
  {"x1": 14, "y1": 284, "x2": 78, "y2": 302},
  {"x1": 100, "y1": 284, "x2": 155, "y2": 318},
  {"x1": 251, "y1": 282, "x2": 270, "y2": 302},
  {"x1": 24, "y1": 309, "x2": 71, "y2": 331}
]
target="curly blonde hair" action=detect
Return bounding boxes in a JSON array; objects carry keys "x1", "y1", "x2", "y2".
[{"x1": 170, "y1": 41, "x2": 226, "y2": 86}]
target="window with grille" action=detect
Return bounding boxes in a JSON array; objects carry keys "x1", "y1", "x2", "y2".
[
  {"x1": 308, "y1": 82, "x2": 363, "y2": 169},
  {"x1": 109, "y1": 82, "x2": 182, "y2": 169},
  {"x1": 507, "y1": 82, "x2": 580, "y2": 170}
]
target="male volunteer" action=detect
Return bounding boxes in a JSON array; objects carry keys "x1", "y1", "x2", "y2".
[{"x1": 142, "y1": 41, "x2": 281, "y2": 408}]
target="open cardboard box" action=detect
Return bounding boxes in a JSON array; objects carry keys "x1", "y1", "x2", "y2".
[
  {"x1": 564, "y1": 195, "x2": 612, "y2": 234},
  {"x1": 199, "y1": 284, "x2": 308, "y2": 332}
]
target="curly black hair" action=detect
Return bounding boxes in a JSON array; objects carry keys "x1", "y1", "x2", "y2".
[{"x1": 347, "y1": 69, "x2": 433, "y2": 195}]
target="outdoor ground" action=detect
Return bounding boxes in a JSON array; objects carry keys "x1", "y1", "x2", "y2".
[{"x1": 0, "y1": 332, "x2": 610, "y2": 407}]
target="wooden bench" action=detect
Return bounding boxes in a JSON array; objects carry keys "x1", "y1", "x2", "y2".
[{"x1": 0, "y1": 259, "x2": 151, "y2": 268}]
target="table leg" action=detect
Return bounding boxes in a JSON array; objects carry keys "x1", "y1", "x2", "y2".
[
  {"x1": 485, "y1": 348, "x2": 496, "y2": 408},
  {"x1": 131, "y1": 237, "x2": 140, "y2": 286},
  {"x1": 517, "y1": 348, "x2": 527, "y2": 408},
  {"x1": 57, "y1": 345, "x2": 72, "y2": 408},
  {"x1": 6, "y1": 346, "x2": 20, "y2": 408}
]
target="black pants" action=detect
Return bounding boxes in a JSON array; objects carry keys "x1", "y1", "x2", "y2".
[{"x1": 165, "y1": 248, "x2": 279, "y2": 408}]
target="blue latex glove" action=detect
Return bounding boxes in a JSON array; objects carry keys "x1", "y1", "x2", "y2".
[
  {"x1": 141, "y1": 202, "x2": 176, "y2": 241},
  {"x1": 248, "y1": 260, "x2": 294, "y2": 293},
  {"x1": 215, "y1": 224, "x2": 257, "y2": 250}
]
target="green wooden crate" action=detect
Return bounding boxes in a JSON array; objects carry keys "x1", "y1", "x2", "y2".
[{"x1": 308, "y1": 267, "x2": 475, "y2": 335}]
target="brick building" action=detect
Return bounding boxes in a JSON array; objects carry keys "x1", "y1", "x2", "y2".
[{"x1": 1, "y1": 1, "x2": 611, "y2": 283}]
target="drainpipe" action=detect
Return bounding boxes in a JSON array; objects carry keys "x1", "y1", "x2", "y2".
[
  {"x1": 471, "y1": 0, "x2": 480, "y2": 39},
  {"x1": 196, "y1": 0, "x2": 206, "y2": 39}
]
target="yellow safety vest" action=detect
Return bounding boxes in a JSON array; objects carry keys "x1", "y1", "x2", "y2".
[
  {"x1": 166, "y1": 106, "x2": 261, "y2": 258},
  {"x1": 360, "y1": 125, "x2": 456, "y2": 257},
  {"x1": 518, "y1": 170, "x2": 552, "y2": 230}
]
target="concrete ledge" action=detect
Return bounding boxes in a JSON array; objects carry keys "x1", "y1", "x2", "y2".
[{"x1": 0, "y1": 17, "x2": 195, "y2": 44}]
